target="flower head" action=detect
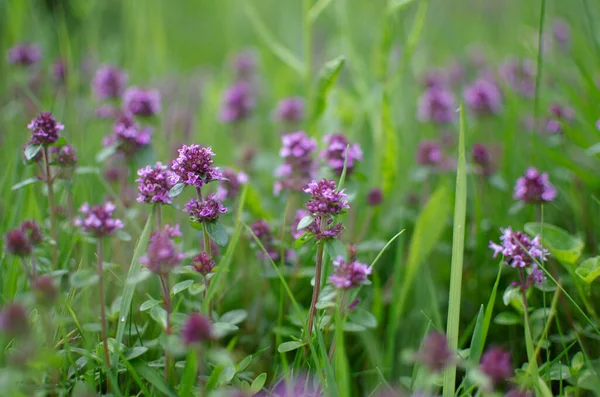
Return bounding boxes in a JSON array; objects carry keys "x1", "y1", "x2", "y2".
[
  {"x1": 417, "y1": 87, "x2": 456, "y2": 124},
  {"x1": 92, "y1": 65, "x2": 128, "y2": 100},
  {"x1": 416, "y1": 331, "x2": 453, "y2": 372},
  {"x1": 20, "y1": 220, "x2": 43, "y2": 245},
  {"x1": 50, "y1": 144, "x2": 78, "y2": 167},
  {"x1": 27, "y1": 112, "x2": 64, "y2": 145},
  {"x1": 171, "y1": 144, "x2": 223, "y2": 188},
  {"x1": 513, "y1": 167, "x2": 556, "y2": 204},
  {"x1": 52, "y1": 59, "x2": 66, "y2": 83},
  {"x1": 0, "y1": 303, "x2": 29, "y2": 338},
  {"x1": 416, "y1": 140, "x2": 443, "y2": 167},
  {"x1": 498, "y1": 59, "x2": 536, "y2": 97},
  {"x1": 103, "y1": 113, "x2": 152, "y2": 156},
  {"x1": 185, "y1": 196, "x2": 227, "y2": 223},
  {"x1": 329, "y1": 256, "x2": 371, "y2": 289},
  {"x1": 321, "y1": 133, "x2": 363, "y2": 176},
  {"x1": 471, "y1": 143, "x2": 495, "y2": 176},
  {"x1": 74, "y1": 202, "x2": 124, "y2": 237},
  {"x1": 480, "y1": 346, "x2": 513, "y2": 385},
  {"x1": 249, "y1": 219, "x2": 281, "y2": 262},
  {"x1": 140, "y1": 231, "x2": 184, "y2": 275},
  {"x1": 293, "y1": 209, "x2": 344, "y2": 241},
  {"x1": 232, "y1": 50, "x2": 257, "y2": 81},
  {"x1": 136, "y1": 162, "x2": 177, "y2": 204},
  {"x1": 367, "y1": 188, "x2": 384, "y2": 206},
  {"x1": 274, "y1": 131, "x2": 317, "y2": 194},
  {"x1": 219, "y1": 82, "x2": 254, "y2": 123},
  {"x1": 545, "y1": 103, "x2": 575, "y2": 134},
  {"x1": 95, "y1": 104, "x2": 119, "y2": 119},
  {"x1": 464, "y1": 79, "x2": 503, "y2": 116},
  {"x1": 5, "y1": 229, "x2": 32, "y2": 257},
  {"x1": 182, "y1": 313, "x2": 213, "y2": 345},
  {"x1": 33, "y1": 275, "x2": 58, "y2": 306},
  {"x1": 7, "y1": 44, "x2": 41, "y2": 67},
  {"x1": 192, "y1": 252, "x2": 215, "y2": 276},
  {"x1": 215, "y1": 169, "x2": 248, "y2": 201},
  {"x1": 304, "y1": 179, "x2": 349, "y2": 217},
  {"x1": 274, "y1": 97, "x2": 305, "y2": 122},
  {"x1": 552, "y1": 18, "x2": 570, "y2": 47},
  {"x1": 123, "y1": 87, "x2": 161, "y2": 117}
]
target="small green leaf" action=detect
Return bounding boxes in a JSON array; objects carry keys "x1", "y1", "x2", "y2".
[
  {"x1": 75, "y1": 166, "x2": 100, "y2": 175},
  {"x1": 325, "y1": 239, "x2": 347, "y2": 261},
  {"x1": 140, "y1": 299, "x2": 161, "y2": 312},
  {"x1": 220, "y1": 309, "x2": 247, "y2": 325},
  {"x1": 277, "y1": 341, "x2": 306, "y2": 353},
  {"x1": 11, "y1": 177, "x2": 40, "y2": 191},
  {"x1": 251, "y1": 373, "x2": 267, "y2": 394},
  {"x1": 150, "y1": 306, "x2": 168, "y2": 329},
  {"x1": 95, "y1": 145, "x2": 116, "y2": 163},
  {"x1": 123, "y1": 346, "x2": 148, "y2": 360},
  {"x1": 171, "y1": 280, "x2": 195, "y2": 295},
  {"x1": 494, "y1": 312, "x2": 522, "y2": 325},
  {"x1": 168, "y1": 183, "x2": 185, "y2": 198},
  {"x1": 293, "y1": 232, "x2": 314, "y2": 249},
  {"x1": 218, "y1": 365, "x2": 236, "y2": 385},
  {"x1": 212, "y1": 322, "x2": 239, "y2": 338},
  {"x1": 70, "y1": 269, "x2": 99, "y2": 288},
  {"x1": 524, "y1": 222, "x2": 584, "y2": 265},
  {"x1": 310, "y1": 56, "x2": 346, "y2": 128},
  {"x1": 132, "y1": 362, "x2": 179, "y2": 397},
  {"x1": 572, "y1": 352, "x2": 584, "y2": 372},
  {"x1": 547, "y1": 363, "x2": 571, "y2": 380},
  {"x1": 115, "y1": 230, "x2": 132, "y2": 242},
  {"x1": 24, "y1": 144, "x2": 42, "y2": 161},
  {"x1": 575, "y1": 256, "x2": 600, "y2": 284},
  {"x1": 348, "y1": 309, "x2": 377, "y2": 328},
  {"x1": 296, "y1": 215, "x2": 315, "y2": 230},
  {"x1": 205, "y1": 221, "x2": 228, "y2": 247},
  {"x1": 126, "y1": 269, "x2": 152, "y2": 285}
]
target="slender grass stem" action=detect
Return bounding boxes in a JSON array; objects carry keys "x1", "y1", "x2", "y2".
[
  {"x1": 43, "y1": 146, "x2": 58, "y2": 268},
  {"x1": 97, "y1": 239, "x2": 111, "y2": 390},
  {"x1": 159, "y1": 274, "x2": 172, "y2": 382},
  {"x1": 307, "y1": 217, "x2": 325, "y2": 337}
]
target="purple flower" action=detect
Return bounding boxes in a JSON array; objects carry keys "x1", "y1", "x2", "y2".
[
  {"x1": 420, "y1": 69, "x2": 447, "y2": 89},
  {"x1": 416, "y1": 331, "x2": 453, "y2": 372},
  {"x1": 498, "y1": 59, "x2": 536, "y2": 97},
  {"x1": 171, "y1": 144, "x2": 223, "y2": 188},
  {"x1": 417, "y1": 87, "x2": 457, "y2": 124},
  {"x1": 181, "y1": 313, "x2": 213, "y2": 345},
  {"x1": 545, "y1": 103, "x2": 574, "y2": 134},
  {"x1": 33, "y1": 275, "x2": 58, "y2": 306},
  {"x1": 74, "y1": 202, "x2": 124, "y2": 237},
  {"x1": 20, "y1": 220, "x2": 43, "y2": 245},
  {"x1": 140, "y1": 231, "x2": 184, "y2": 275},
  {"x1": 185, "y1": 196, "x2": 227, "y2": 223},
  {"x1": 7, "y1": 44, "x2": 41, "y2": 67},
  {"x1": 27, "y1": 112, "x2": 64, "y2": 145},
  {"x1": 92, "y1": 65, "x2": 128, "y2": 100},
  {"x1": 489, "y1": 227, "x2": 547, "y2": 286},
  {"x1": 259, "y1": 375, "x2": 320, "y2": 397},
  {"x1": 216, "y1": 169, "x2": 248, "y2": 201},
  {"x1": 123, "y1": 87, "x2": 161, "y2": 117},
  {"x1": 95, "y1": 104, "x2": 119, "y2": 119},
  {"x1": 164, "y1": 224, "x2": 182, "y2": 239},
  {"x1": 513, "y1": 167, "x2": 556, "y2": 204},
  {"x1": 249, "y1": 219, "x2": 281, "y2": 261},
  {"x1": 293, "y1": 209, "x2": 344, "y2": 241},
  {"x1": 471, "y1": 143, "x2": 494, "y2": 176},
  {"x1": 219, "y1": 82, "x2": 254, "y2": 123},
  {"x1": 416, "y1": 140, "x2": 443, "y2": 167},
  {"x1": 329, "y1": 256, "x2": 371, "y2": 289},
  {"x1": 104, "y1": 113, "x2": 152, "y2": 156},
  {"x1": 304, "y1": 179, "x2": 349, "y2": 216},
  {"x1": 232, "y1": 50, "x2": 257, "y2": 81},
  {"x1": 0, "y1": 303, "x2": 30, "y2": 338},
  {"x1": 5, "y1": 229, "x2": 32, "y2": 257},
  {"x1": 367, "y1": 188, "x2": 383, "y2": 206},
  {"x1": 136, "y1": 162, "x2": 177, "y2": 204},
  {"x1": 192, "y1": 252, "x2": 215, "y2": 275},
  {"x1": 274, "y1": 131, "x2": 317, "y2": 194},
  {"x1": 464, "y1": 79, "x2": 503, "y2": 116},
  {"x1": 274, "y1": 97, "x2": 305, "y2": 122},
  {"x1": 321, "y1": 133, "x2": 363, "y2": 176},
  {"x1": 50, "y1": 144, "x2": 78, "y2": 167},
  {"x1": 480, "y1": 346, "x2": 513, "y2": 385},
  {"x1": 552, "y1": 18, "x2": 570, "y2": 47},
  {"x1": 52, "y1": 59, "x2": 66, "y2": 83}
]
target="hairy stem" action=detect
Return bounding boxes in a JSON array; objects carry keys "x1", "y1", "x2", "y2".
[{"x1": 43, "y1": 146, "x2": 58, "y2": 268}]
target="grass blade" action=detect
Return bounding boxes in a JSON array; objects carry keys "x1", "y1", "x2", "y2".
[
  {"x1": 442, "y1": 104, "x2": 468, "y2": 397},
  {"x1": 180, "y1": 350, "x2": 198, "y2": 397}
]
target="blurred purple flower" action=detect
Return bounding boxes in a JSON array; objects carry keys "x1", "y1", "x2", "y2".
[
  {"x1": 7, "y1": 43, "x2": 41, "y2": 67},
  {"x1": 416, "y1": 140, "x2": 443, "y2": 167},
  {"x1": 367, "y1": 188, "x2": 384, "y2": 206},
  {"x1": 0, "y1": 303, "x2": 29, "y2": 337},
  {"x1": 74, "y1": 202, "x2": 124, "y2": 237},
  {"x1": 182, "y1": 313, "x2": 213, "y2": 345},
  {"x1": 552, "y1": 18, "x2": 570, "y2": 47},
  {"x1": 416, "y1": 331, "x2": 453, "y2": 372},
  {"x1": 164, "y1": 224, "x2": 182, "y2": 239},
  {"x1": 480, "y1": 346, "x2": 513, "y2": 385},
  {"x1": 329, "y1": 256, "x2": 371, "y2": 289},
  {"x1": 232, "y1": 50, "x2": 257, "y2": 81},
  {"x1": 250, "y1": 219, "x2": 281, "y2": 261},
  {"x1": 136, "y1": 162, "x2": 177, "y2": 204},
  {"x1": 420, "y1": 68, "x2": 447, "y2": 89},
  {"x1": 274, "y1": 131, "x2": 317, "y2": 194},
  {"x1": 417, "y1": 87, "x2": 457, "y2": 124},
  {"x1": 464, "y1": 79, "x2": 503, "y2": 116},
  {"x1": 50, "y1": 144, "x2": 78, "y2": 167},
  {"x1": 5, "y1": 229, "x2": 32, "y2": 257},
  {"x1": 321, "y1": 133, "x2": 363, "y2": 176},
  {"x1": 216, "y1": 168, "x2": 248, "y2": 201},
  {"x1": 27, "y1": 112, "x2": 64, "y2": 146},
  {"x1": 140, "y1": 231, "x2": 184, "y2": 275},
  {"x1": 219, "y1": 82, "x2": 254, "y2": 123},
  {"x1": 123, "y1": 87, "x2": 161, "y2": 117},
  {"x1": 20, "y1": 220, "x2": 43, "y2": 245},
  {"x1": 171, "y1": 144, "x2": 223, "y2": 188},
  {"x1": 104, "y1": 113, "x2": 152, "y2": 157},
  {"x1": 192, "y1": 252, "x2": 215, "y2": 276},
  {"x1": 513, "y1": 167, "x2": 556, "y2": 204},
  {"x1": 545, "y1": 103, "x2": 574, "y2": 134},
  {"x1": 274, "y1": 97, "x2": 305, "y2": 122},
  {"x1": 92, "y1": 65, "x2": 128, "y2": 100},
  {"x1": 304, "y1": 179, "x2": 349, "y2": 217},
  {"x1": 33, "y1": 275, "x2": 58, "y2": 305},
  {"x1": 498, "y1": 58, "x2": 536, "y2": 97},
  {"x1": 95, "y1": 104, "x2": 119, "y2": 119},
  {"x1": 471, "y1": 143, "x2": 495, "y2": 176},
  {"x1": 185, "y1": 196, "x2": 227, "y2": 223},
  {"x1": 52, "y1": 59, "x2": 66, "y2": 83}
]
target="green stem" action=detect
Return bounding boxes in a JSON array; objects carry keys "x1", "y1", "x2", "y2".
[
  {"x1": 303, "y1": 0, "x2": 312, "y2": 93},
  {"x1": 159, "y1": 274, "x2": 172, "y2": 383},
  {"x1": 307, "y1": 219, "x2": 325, "y2": 337},
  {"x1": 97, "y1": 239, "x2": 111, "y2": 391},
  {"x1": 43, "y1": 146, "x2": 58, "y2": 268}
]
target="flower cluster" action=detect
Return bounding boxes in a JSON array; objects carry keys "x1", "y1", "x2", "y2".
[
  {"x1": 136, "y1": 162, "x2": 177, "y2": 204},
  {"x1": 232, "y1": 50, "x2": 257, "y2": 81},
  {"x1": 274, "y1": 131, "x2": 317, "y2": 194},
  {"x1": 192, "y1": 252, "x2": 215, "y2": 276},
  {"x1": 416, "y1": 332, "x2": 453, "y2": 373},
  {"x1": 274, "y1": 97, "x2": 305, "y2": 123},
  {"x1": 329, "y1": 256, "x2": 371, "y2": 289},
  {"x1": 498, "y1": 58, "x2": 535, "y2": 97},
  {"x1": 27, "y1": 112, "x2": 64, "y2": 146},
  {"x1": 321, "y1": 133, "x2": 363, "y2": 176},
  {"x1": 304, "y1": 179, "x2": 349, "y2": 217},
  {"x1": 367, "y1": 188, "x2": 383, "y2": 206},
  {"x1": 545, "y1": 103, "x2": 574, "y2": 134},
  {"x1": 219, "y1": 82, "x2": 254, "y2": 123},
  {"x1": 0, "y1": 303, "x2": 30, "y2": 338},
  {"x1": 471, "y1": 143, "x2": 494, "y2": 176},
  {"x1": 50, "y1": 144, "x2": 78, "y2": 167},
  {"x1": 249, "y1": 219, "x2": 288, "y2": 262},
  {"x1": 293, "y1": 209, "x2": 344, "y2": 241},
  {"x1": 104, "y1": 113, "x2": 152, "y2": 156},
  {"x1": 74, "y1": 202, "x2": 124, "y2": 237},
  {"x1": 7, "y1": 43, "x2": 41, "y2": 67},
  {"x1": 140, "y1": 230, "x2": 184, "y2": 275},
  {"x1": 552, "y1": 18, "x2": 570, "y2": 48},
  {"x1": 123, "y1": 87, "x2": 161, "y2": 117},
  {"x1": 417, "y1": 87, "x2": 456, "y2": 124},
  {"x1": 480, "y1": 346, "x2": 513, "y2": 385},
  {"x1": 464, "y1": 79, "x2": 502, "y2": 116},
  {"x1": 92, "y1": 65, "x2": 128, "y2": 100},
  {"x1": 416, "y1": 140, "x2": 443, "y2": 167},
  {"x1": 181, "y1": 313, "x2": 213, "y2": 345},
  {"x1": 489, "y1": 227, "x2": 547, "y2": 286},
  {"x1": 513, "y1": 167, "x2": 556, "y2": 204},
  {"x1": 52, "y1": 59, "x2": 66, "y2": 83},
  {"x1": 5, "y1": 220, "x2": 43, "y2": 257},
  {"x1": 216, "y1": 168, "x2": 248, "y2": 201},
  {"x1": 185, "y1": 196, "x2": 227, "y2": 223},
  {"x1": 171, "y1": 144, "x2": 223, "y2": 188}
]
